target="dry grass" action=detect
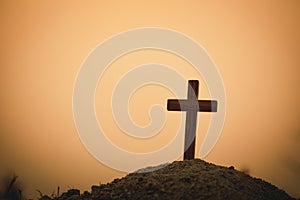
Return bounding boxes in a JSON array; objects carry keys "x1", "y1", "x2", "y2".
[{"x1": 0, "y1": 174, "x2": 23, "y2": 200}]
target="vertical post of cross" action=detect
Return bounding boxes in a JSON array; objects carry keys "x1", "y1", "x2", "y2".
[{"x1": 183, "y1": 80, "x2": 199, "y2": 160}]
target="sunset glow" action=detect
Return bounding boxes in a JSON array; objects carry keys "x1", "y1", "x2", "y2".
[{"x1": 0, "y1": 1, "x2": 299, "y2": 198}]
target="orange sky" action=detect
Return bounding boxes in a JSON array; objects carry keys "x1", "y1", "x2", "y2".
[{"x1": 0, "y1": 1, "x2": 299, "y2": 198}]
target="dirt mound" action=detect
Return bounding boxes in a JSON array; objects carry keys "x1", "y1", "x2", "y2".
[{"x1": 41, "y1": 159, "x2": 295, "y2": 200}]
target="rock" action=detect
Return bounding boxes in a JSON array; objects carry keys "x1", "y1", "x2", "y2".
[
  {"x1": 59, "y1": 189, "x2": 80, "y2": 200},
  {"x1": 133, "y1": 163, "x2": 170, "y2": 173}
]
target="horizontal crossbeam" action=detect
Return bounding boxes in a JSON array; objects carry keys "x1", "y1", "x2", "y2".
[{"x1": 167, "y1": 99, "x2": 217, "y2": 112}]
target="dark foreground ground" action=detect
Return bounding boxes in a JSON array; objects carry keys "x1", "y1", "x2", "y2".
[{"x1": 39, "y1": 159, "x2": 296, "y2": 200}]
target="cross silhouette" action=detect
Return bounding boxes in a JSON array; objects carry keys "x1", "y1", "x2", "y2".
[{"x1": 167, "y1": 80, "x2": 217, "y2": 160}]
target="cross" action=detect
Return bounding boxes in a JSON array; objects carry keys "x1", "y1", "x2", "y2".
[{"x1": 167, "y1": 80, "x2": 217, "y2": 160}]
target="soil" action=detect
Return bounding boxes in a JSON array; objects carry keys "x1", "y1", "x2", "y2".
[{"x1": 40, "y1": 159, "x2": 296, "y2": 200}]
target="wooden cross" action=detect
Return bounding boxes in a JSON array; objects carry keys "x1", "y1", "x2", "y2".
[{"x1": 167, "y1": 80, "x2": 217, "y2": 160}]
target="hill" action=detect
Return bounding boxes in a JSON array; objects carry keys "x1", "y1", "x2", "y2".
[{"x1": 40, "y1": 159, "x2": 296, "y2": 200}]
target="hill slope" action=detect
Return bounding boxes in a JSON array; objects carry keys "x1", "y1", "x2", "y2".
[{"x1": 41, "y1": 159, "x2": 295, "y2": 200}]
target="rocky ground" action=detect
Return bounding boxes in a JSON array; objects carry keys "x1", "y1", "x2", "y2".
[{"x1": 40, "y1": 159, "x2": 296, "y2": 200}]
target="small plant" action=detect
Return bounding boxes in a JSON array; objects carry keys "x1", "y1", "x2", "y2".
[
  {"x1": 0, "y1": 173, "x2": 23, "y2": 200},
  {"x1": 50, "y1": 186, "x2": 60, "y2": 199},
  {"x1": 35, "y1": 189, "x2": 44, "y2": 198},
  {"x1": 36, "y1": 186, "x2": 61, "y2": 200}
]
